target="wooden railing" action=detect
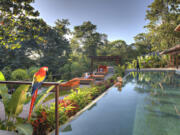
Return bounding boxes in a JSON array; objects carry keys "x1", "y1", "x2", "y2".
[{"x1": 0, "y1": 81, "x2": 60, "y2": 135}]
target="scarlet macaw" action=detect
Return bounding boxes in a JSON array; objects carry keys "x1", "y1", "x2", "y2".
[{"x1": 28, "y1": 66, "x2": 48, "y2": 120}]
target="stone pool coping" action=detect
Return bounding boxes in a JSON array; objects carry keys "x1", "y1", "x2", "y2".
[
  {"x1": 0, "y1": 130, "x2": 17, "y2": 135},
  {"x1": 125, "y1": 68, "x2": 180, "y2": 75},
  {"x1": 176, "y1": 70, "x2": 180, "y2": 75}
]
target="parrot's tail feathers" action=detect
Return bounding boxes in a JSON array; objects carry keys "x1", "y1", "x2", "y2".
[
  {"x1": 28, "y1": 94, "x2": 34, "y2": 121},
  {"x1": 33, "y1": 90, "x2": 38, "y2": 109},
  {"x1": 28, "y1": 90, "x2": 38, "y2": 121}
]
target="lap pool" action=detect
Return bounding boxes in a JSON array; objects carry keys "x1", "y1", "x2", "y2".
[{"x1": 57, "y1": 71, "x2": 180, "y2": 135}]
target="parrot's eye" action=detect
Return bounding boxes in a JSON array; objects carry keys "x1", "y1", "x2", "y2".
[{"x1": 43, "y1": 67, "x2": 48, "y2": 71}]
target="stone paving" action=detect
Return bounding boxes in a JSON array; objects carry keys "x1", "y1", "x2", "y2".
[
  {"x1": 176, "y1": 69, "x2": 180, "y2": 74},
  {"x1": 0, "y1": 130, "x2": 17, "y2": 135}
]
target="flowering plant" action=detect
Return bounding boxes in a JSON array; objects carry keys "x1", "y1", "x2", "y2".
[
  {"x1": 31, "y1": 111, "x2": 49, "y2": 135},
  {"x1": 59, "y1": 99, "x2": 79, "y2": 117}
]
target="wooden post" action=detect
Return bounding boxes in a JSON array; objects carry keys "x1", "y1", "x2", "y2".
[
  {"x1": 173, "y1": 55, "x2": 175, "y2": 67},
  {"x1": 91, "y1": 58, "x2": 93, "y2": 74},
  {"x1": 176, "y1": 54, "x2": 178, "y2": 69},
  {"x1": 178, "y1": 55, "x2": 179, "y2": 69},
  {"x1": 55, "y1": 85, "x2": 59, "y2": 135},
  {"x1": 169, "y1": 55, "x2": 171, "y2": 67},
  {"x1": 116, "y1": 59, "x2": 119, "y2": 65}
]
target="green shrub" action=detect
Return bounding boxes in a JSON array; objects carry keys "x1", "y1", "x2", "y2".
[
  {"x1": 65, "y1": 89, "x2": 92, "y2": 109},
  {"x1": 46, "y1": 72, "x2": 54, "y2": 82},
  {"x1": 28, "y1": 66, "x2": 39, "y2": 79},
  {"x1": 11, "y1": 69, "x2": 29, "y2": 81},
  {"x1": 89, "y1": 87, "x2": 101, "y2": 98},
  {"x1": 114, "y1": 64, "x2": 126, "y2": 77},
  {"x1": 1, "y1": 66, "x2": 12, "y2": 80}
]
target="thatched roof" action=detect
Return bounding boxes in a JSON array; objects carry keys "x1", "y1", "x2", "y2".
[
  {"x1": 175, "y1": 24, "x2": 180, "y2": 32},
  {"x1": 160, "y1": 45, "x2": 180, "y2": 55}
]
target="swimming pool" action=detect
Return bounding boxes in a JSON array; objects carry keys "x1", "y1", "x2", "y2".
[{"x1": 57, "y1": 71, "x2": 180, "y2": 135}]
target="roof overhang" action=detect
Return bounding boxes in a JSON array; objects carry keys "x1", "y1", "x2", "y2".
[{"x1": 160, "y1": 45, "x2": 180, "y2": 55}]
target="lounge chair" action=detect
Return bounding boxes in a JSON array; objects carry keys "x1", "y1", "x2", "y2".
[
  {"x1": 90, "y1": 74, "x2": 104, "y2": 80},
  {"x1": 72, "y1": 77, "x2": 94, "y2": 84},
  {"x1": 59, "y1": 79, "x2": 80, "y2": 91},
  {"x1": 95, "y1": 65, "x2": 108, "y2": 75}
]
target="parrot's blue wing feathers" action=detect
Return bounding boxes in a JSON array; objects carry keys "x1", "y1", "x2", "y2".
[
  {"x1": 31, "y1": 76, "x2": 47, "y2": 95},
  {"x1": 31, "y1": 83, "x2": 41, "y2": 95}
]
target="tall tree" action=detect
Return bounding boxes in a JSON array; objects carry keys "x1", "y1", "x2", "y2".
[
  {"x1": 54, "y1": 19, "x2": 70, "y2": 37},
  {"x1": 73, "y1": 21, "x2": 107, "y2": 56},
  {"x1": 108, "y1": 40, "x2": 129, "y2": 64},
  {"x1": 145, "y1": 0, "x2": 180, "y2": 50},
  {"x1": 38, "y1": 23, "x2": 71, "y2": 76},
  {"x1": 134, "y1": 33, "x2": 153, "y2": 55},
  {"x1": 0, "y1": 0, "x2": 46, "y2": 49}
]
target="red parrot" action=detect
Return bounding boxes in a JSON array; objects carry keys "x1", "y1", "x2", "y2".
[{"x1": 28, "y1": 66, "x2": 48, "y2": 121}]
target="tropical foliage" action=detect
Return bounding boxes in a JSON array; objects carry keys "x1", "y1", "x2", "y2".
[
  {"x1": 126, "y1": 54, "x2": 169, "y2": 70},
  {"x1": 134, "y1": 0, "x2": 180, "y2": 53},
  {"x1": 0, "y1": 71, "x2": 61, "y2": 134},
  {"x1": 0, "y1": 71, "x2": 32, "y2": 134},
  {"x1": 0, "y1": 0, "x2": 179, "y2": 134}
]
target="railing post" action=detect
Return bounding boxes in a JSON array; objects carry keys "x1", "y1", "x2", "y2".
[
  {"x1": 91, "y1": 58, "x2": 94, "y2": 75},
  {"x1": 55, "y1": 85, "x2": 59, "y2": 135}
]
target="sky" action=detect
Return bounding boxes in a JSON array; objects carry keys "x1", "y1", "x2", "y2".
[{"x1": 32, "y1": 0, "x2": 154, "y2": 44}]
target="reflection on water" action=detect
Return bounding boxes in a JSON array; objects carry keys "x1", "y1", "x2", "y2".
[
  {"x1": 61, "y1": 125, "x2": 72, "y2": 132},
  {"x1": 57, "y1": 71, "x2": 180, "y2": 135},
  {"x1": 132, "y1": 71, "x2": 180, "y2": 135}
]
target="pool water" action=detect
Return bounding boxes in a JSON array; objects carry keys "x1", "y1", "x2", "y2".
[{"x1": 58, "y1": 71, "x2": 180, "y2": 135}]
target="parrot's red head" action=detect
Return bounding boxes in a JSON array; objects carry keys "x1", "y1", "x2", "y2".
[{"x1": 40, "y1": 66, "x2": 48, "y2": 72}]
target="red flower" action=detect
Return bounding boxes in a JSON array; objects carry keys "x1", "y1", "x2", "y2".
[{"x1": 41, "y1": 111, "x2": 47, "y2": 118}]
